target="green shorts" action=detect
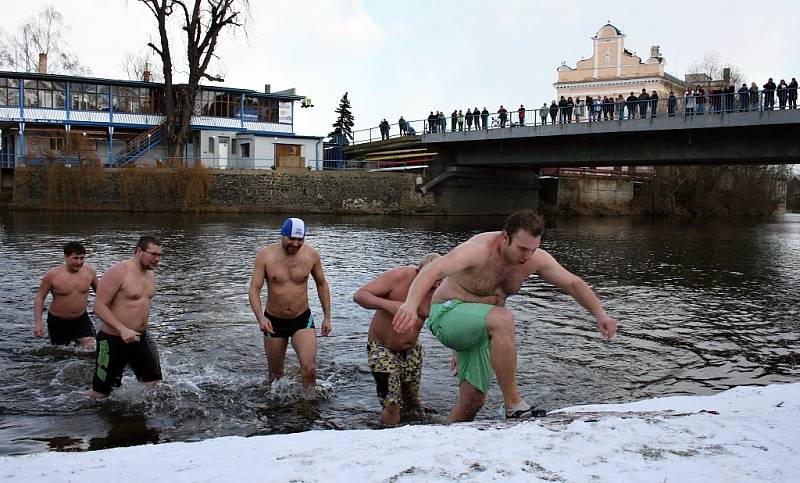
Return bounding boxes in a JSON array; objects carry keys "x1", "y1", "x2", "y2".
[{"x1": 427, "y1": 300, "x2": 494, "y2": 393}]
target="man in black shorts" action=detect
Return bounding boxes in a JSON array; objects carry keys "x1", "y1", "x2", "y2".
[
  {"x1": 88, "y1": 236, "x2": 164, "y2": 398},
  {"x1": 33, "y1": 241, "x2": 98, "y2": 349},
  {"x1": 249, "y1": 218, "x2": 332, "y2": 389}
]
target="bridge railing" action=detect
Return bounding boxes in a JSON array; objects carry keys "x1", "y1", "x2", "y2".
[{"x1": 351, "y1": 87, "x2": 799, "y2": 144}]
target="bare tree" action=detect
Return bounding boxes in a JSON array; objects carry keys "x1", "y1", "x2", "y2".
[
  {"x1": 0, "y1": 6, "x2": 90, "y2": 75},
  {"x1": 122, "y1": 52, "x2": 164, "y2": 82},
  {"x1": 139, "y1": 0, "x2": 249, "y2": 160},
  {"x1": 688, "y1": 51, "x2": 745, "y2": 86}
]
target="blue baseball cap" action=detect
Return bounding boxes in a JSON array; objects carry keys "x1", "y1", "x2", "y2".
[{"x1": 281, "y1": 217, "x2": 306, "y2": 239}]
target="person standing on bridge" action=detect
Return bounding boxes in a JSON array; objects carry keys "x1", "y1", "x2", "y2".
[
  {"x1": 518, "y1": 105, "x2": 526, "y2": 126},
  {"x1": 458, "y1": 110, "x2": 465, "y2": 131},
  {"x1": 738, "y1": 84, "x2": 750, "y2": 112},
  {"x1": 392, "y1": 210, "x2": 618, "y2": 423},
  {"x1": 466, "y1": 108, "x2": 473, "y2": 130},
  {"x1": 685, "y1": 89, "x2": 695, "y2": 116},
  {"x1": 498, "y1": 105, "x2": 508, "y2": 128},
  {"x1": 668, "y1": 91, "x2": 677, "y2": 117},
  {"x1": 451, "y1": 110, "x2": 458, "y2": 132},
  {"x1": 398, "y1": 116, "x2": 407, "y2": 136},
  {"x1": 625, "y1": 92, "x2": 637, "y2": 119},
  {"x1": 616, "y1": 94, "x2": 625, "y2": 120},
  {"x1": 549, "y1": 100, "x2": 558, "y2": 124},
  {"x1": 638, "y1": 89, "x2": 650, "y2": 118},
  {"x1": 481, "y1": 107, "x2": 489, "y2": 129},
  {"x1": 540, "y1": 103, "x2": 549, "y2": 125},
  {"x1": 566, "y1": 98, "x2": 574, "y2": 123},
  {"x1": 574, "y1": 99, "x2": 584, "y2": 123},
  {"x1": 789, "y1": 78, "x2": 798, "y2": 109},
  {"x1": 650, "y1": 91, "x2": 659, "y2": 118},
  {"x1": 379, "y1": 119, "x2": 390, "y2": 140},
  {"x1": 695, "y1": 86, "x2": 706, "y2": 114},
  {"x1": 777, "y1": 79, "x2": 788, "y2": 110},
  {"x1": 557, "y1": 97, "x2": 567, "y2": 124},
  {"x1": 749, "y1": 82, "x2": 760, "y2": 111},
  {"x1": 767, "y1": 79, "x2": 780, "y2": 110}
]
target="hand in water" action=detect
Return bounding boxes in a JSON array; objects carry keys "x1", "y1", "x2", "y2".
[{"x1": 597, "y1": 316, "x2": 618, "y2": 340}]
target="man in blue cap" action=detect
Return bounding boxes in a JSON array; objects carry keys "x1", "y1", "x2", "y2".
[{"x1": 248, "y1": 217, "x2": 332, "y2": 390}]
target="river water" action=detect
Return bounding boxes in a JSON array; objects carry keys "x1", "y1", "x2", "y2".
[{"x1": 1, "y1": 211, "x2": 798, "y2": 455}]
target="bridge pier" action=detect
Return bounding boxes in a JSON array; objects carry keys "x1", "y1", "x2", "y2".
[{"x1": 421, "y1": 167, "x2": 540, "y2": 215}]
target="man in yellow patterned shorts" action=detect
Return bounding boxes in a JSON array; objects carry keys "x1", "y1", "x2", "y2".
[{"x1": 353, "y1": 253, "x2": 440, "y2": 425}]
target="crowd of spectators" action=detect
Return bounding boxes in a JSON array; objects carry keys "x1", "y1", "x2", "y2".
[{"x1": 375, "y1": 77, "x2": 797, "y2": 141}]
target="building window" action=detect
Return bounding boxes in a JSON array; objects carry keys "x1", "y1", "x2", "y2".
[
  {"x1": 113, "y1": 86, "x2": 153, "y2": 113},
  {"x1": 70, "y1": 82, "x2": 110, "y2": 111},
  {"x1": 240, "y1": 142, "x2": 250, "y2": 158},
  {"x1": 23, "y1": 80, "x2": 66, "y2": 109},
  {"x1": 49, "y1": 138, "x2": 65, "y2": 151},
  {"x1": 208, "y1": 137, "x2": 215, "y2": 154},
  {"x1": 242, "y1": 96, "x2": 279, "y2": 123},
  {"x1": 0, "y1": 78, "x2": 20, "y2": 106},
  {"x1": 197, "y1": 89, "x2": 239, "y2": 118}
]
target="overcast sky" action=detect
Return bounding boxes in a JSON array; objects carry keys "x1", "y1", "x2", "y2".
[{"x1": 3, "y1": 1, "x2": 799, "y2": 137}]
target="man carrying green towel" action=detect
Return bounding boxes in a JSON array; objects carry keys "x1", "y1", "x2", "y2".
[{"x1": 393, "y1": 210, "x2": 618, "y2": 423}]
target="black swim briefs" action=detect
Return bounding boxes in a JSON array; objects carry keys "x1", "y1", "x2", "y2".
[
  {"x1": 47, "y1": 311, "x2": 96, "y2": 345},
  {"x1": 91, "y1": 330, "x2": 162, "y2": 396},
  {"x1": 263, "y1": 309, "x2": 315, "y2": 338}
]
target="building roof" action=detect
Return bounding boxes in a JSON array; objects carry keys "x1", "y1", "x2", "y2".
[
  {"x1": 0, "y1": 70, "x2": 305, "y2": 101},
  {"x1": 596, "y1": 23, "x2": 622, "y2": 37}
]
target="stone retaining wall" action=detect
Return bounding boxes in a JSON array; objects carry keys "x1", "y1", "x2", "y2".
[{"x1": 11, "y1": 167, "x2": 437, "y2": 215}]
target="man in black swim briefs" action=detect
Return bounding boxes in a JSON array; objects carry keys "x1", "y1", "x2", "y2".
[
  {"x1": 249, "y1": 218, "x2": 332, "y2": 389},
  {"x1": 33, "y1": 241, "x2": 98, "y2": 349}
]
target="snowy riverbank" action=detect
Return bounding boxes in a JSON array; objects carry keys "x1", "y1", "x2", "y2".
[{"x1": 2, "y1": 383, "x2": 798, "y2": 482}]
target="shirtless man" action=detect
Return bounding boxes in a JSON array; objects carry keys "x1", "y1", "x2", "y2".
[
  {"x1": 33, "y1": 241, "x2": 98, "y2": 349},
  {"x1": 393, "y1": 210, "x2": 618, "y2": 423},
  {"x1": 249, "y1": 217, "x2": 331, "y2": 389},
  {"x1": 87, "y1": 236, "x2": 164, "y2": 399},
  {"x1": 353, "y1": 253, "x2": 440, "y2": 425}
]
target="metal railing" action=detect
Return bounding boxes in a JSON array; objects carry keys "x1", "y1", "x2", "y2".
[
  {"x1": 351, "y1": 87, "x2": 799, "y2": 144},
  {"x1": 5, "y1": 153, "x2": 426, "y2": 172},
  {"x1": 7, "y1": 154, "x2": 326, "y2": 171}
]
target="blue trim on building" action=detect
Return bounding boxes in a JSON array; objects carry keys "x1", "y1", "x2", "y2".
[{"x1": 65, "y1": 82, "x2": 71, "y2": 122}]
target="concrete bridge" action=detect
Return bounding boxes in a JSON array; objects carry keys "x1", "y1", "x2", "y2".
[
  {"x1": 345, "y1": 109, "x2": 800, "y2": 215},
  {"x1": 422, "y1": 109, "x2": 800, "y2": 167}
]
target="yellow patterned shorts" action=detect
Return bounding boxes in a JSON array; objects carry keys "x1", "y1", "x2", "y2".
[{"x1": 367, "y1": 340, "x2": 423, "y2": 408}]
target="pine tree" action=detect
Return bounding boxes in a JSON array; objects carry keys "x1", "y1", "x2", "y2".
[{"x1": 328, "y1": 92, "x2": 355, "y2": 145}]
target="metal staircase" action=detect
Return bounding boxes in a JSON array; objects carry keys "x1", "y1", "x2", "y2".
[{"x1": 115, "y1": 122, "x2": 167, "y2": 166}]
